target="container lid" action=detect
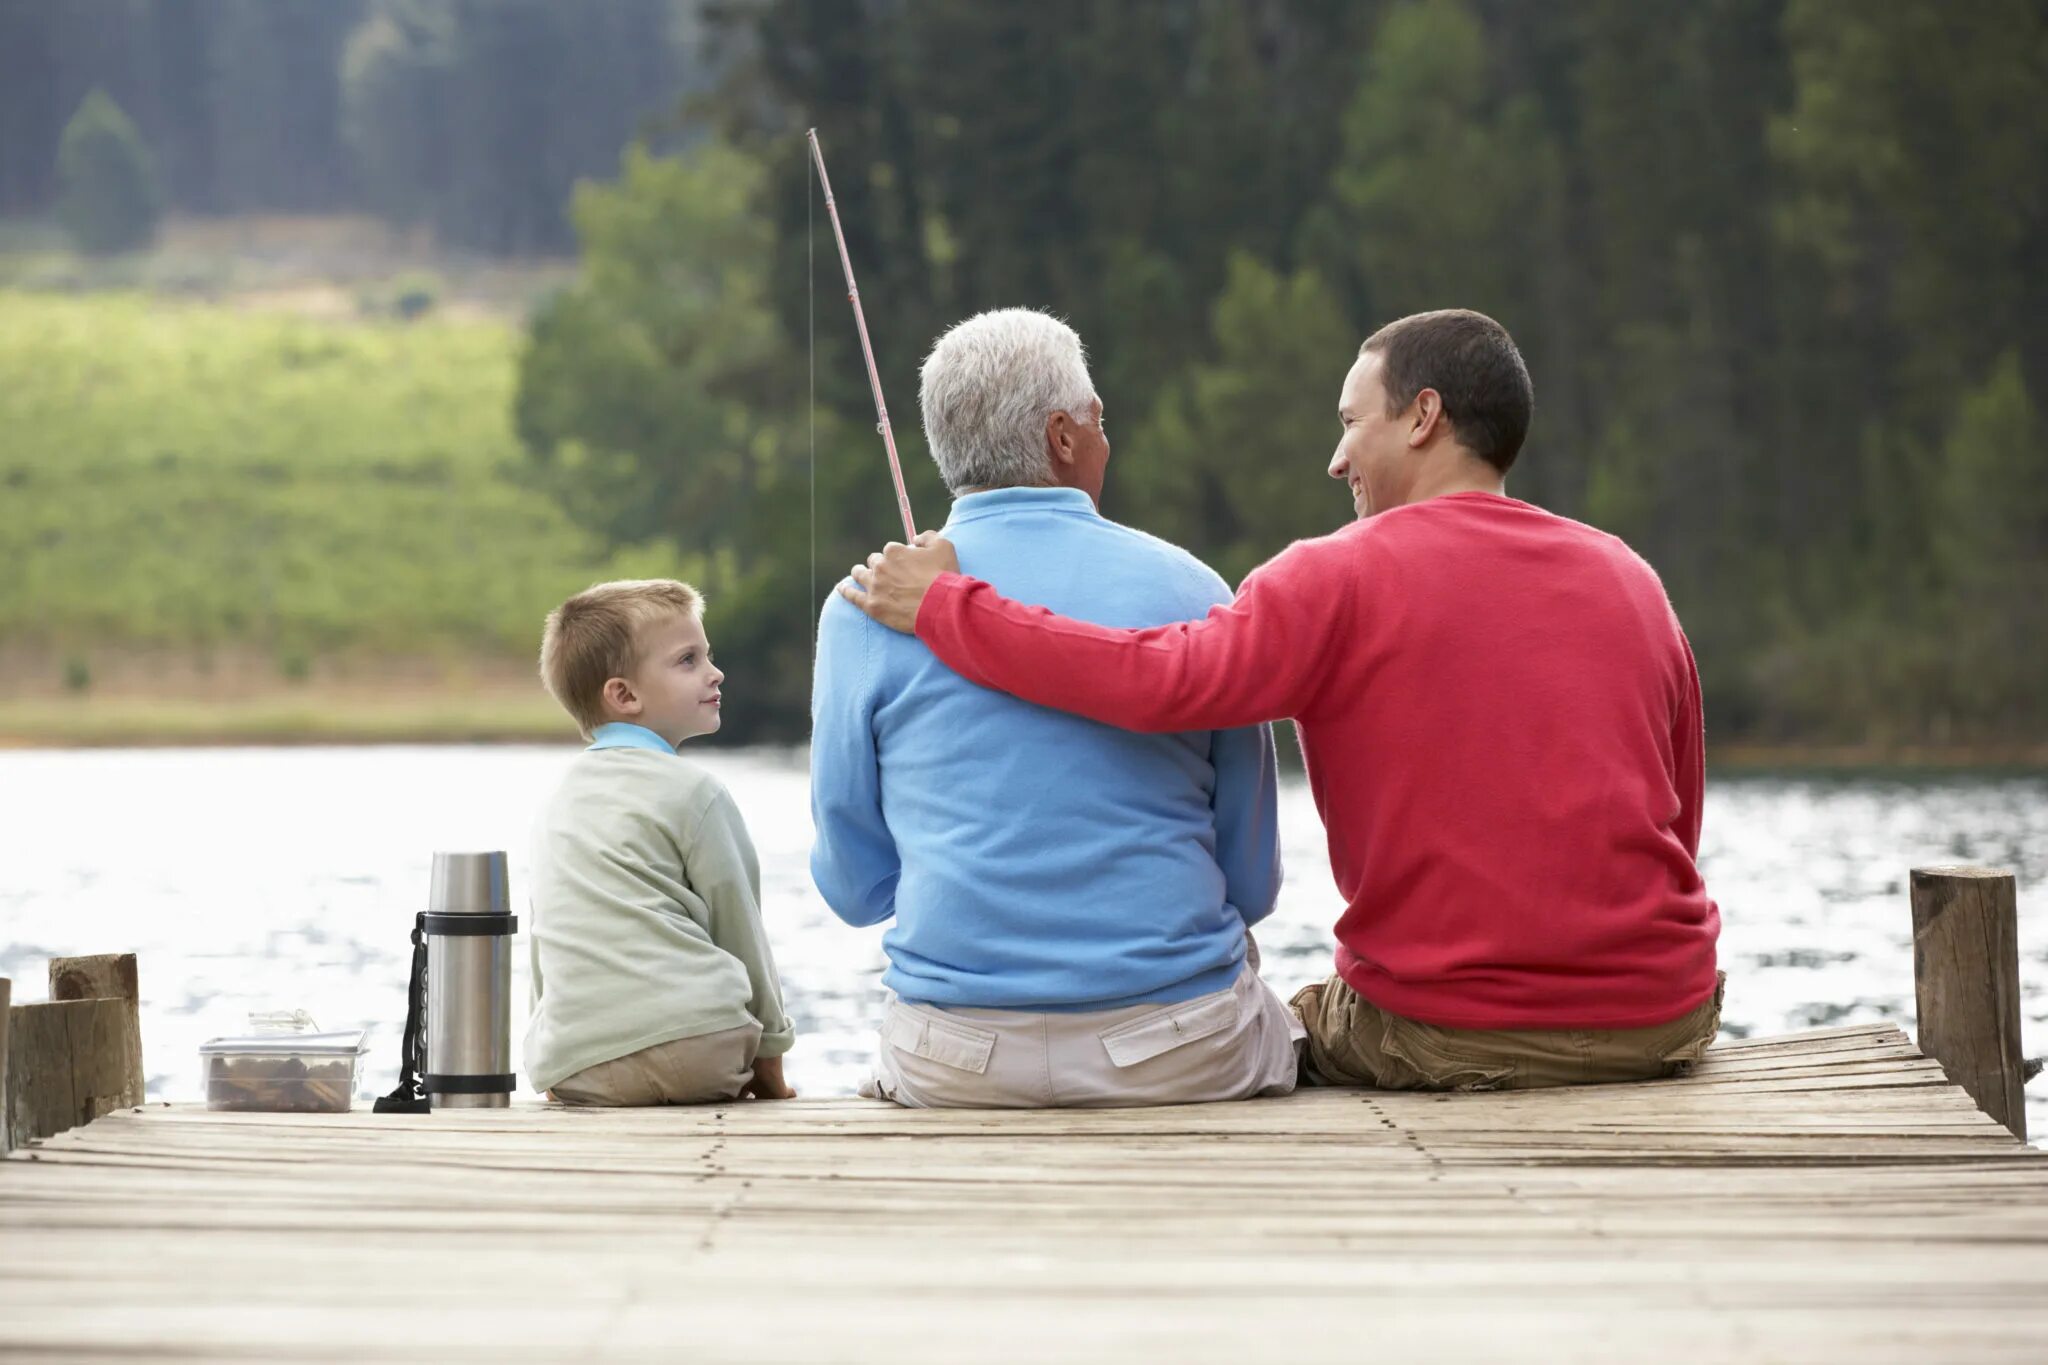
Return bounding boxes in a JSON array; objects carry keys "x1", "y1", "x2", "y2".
[{"x1": 199, "y1": 1028, "x2": 369, "y2": 1058}]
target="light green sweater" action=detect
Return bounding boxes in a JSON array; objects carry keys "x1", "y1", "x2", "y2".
[{"x1": 523, "y1": 749, "x2": 796, "y2": 1093}]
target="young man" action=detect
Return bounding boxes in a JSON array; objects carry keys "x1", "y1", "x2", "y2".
[{"x1": 842, "y1": 309, "x2": 1723, "y2": 1092}]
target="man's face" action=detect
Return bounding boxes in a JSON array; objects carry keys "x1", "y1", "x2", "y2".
[
  {"x1": 1329, "y1": 353, "x2": 1408, "y2": 520},
  {"x1": 618, "y1": 613, "x2": 723, "y2": 746}
]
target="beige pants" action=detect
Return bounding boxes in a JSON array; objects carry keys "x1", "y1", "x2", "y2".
[
  {"x1": 862, "y1": 963, "x2": 1304, "y2": 1109},
  {"x1": 551, "y1": 1022, "x2": 763, "y2": 1106},
  {"x1": 1292, "y1": 971, "x2": 1726, "y2": 1092}
]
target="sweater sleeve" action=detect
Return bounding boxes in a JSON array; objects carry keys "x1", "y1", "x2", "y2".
[
  {"x1": 913, "y1": 538, "x2": 1347, "y2": 733},
  {"x1": 808, "y1": 594, "x2": 900, "y2": 927},
  {"x1": 1673, "y1": 630, "x2": 1706, "y2": 861},
  {"x1": 685, "y1": 787, "x2": 797, "y2": 1058}
]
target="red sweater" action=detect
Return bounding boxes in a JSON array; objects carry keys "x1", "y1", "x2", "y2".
[{"x1": 914, "y1": 491, "x2": 1719, "y2": 1031}]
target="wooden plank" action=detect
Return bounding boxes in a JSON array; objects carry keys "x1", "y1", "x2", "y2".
[
  {"x1": 4, "y1": 998, "x2": 144, "y2": 1148},
  {"x1": 3, "y1": 1027, "x2": 2045, "y2": 1364},
  {"x1": 1911, "y1": 864, "x2": 2027, "y2": 1140}
]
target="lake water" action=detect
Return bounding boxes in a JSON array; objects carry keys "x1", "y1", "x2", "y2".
[{"x1": 1, "y1": 746, "x2": 2042, "y2": 1137}]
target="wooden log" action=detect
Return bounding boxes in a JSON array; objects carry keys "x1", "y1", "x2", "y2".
[
  {"x1": 49, "y1": 953, "x2": 144, "y2": 1103},
  {"x1": 1910, "y1": 865, "x2": 2026, "y2": 1141},
  {"x1": 0, "y1": 977, "x2": 10, "y2": 1156},
  {"x1": 4, "y1": 998, "x2": 145, "y2": 1148},
  {"x1": 50, "y1": 953, "x2": 139, "y2": 1005}
]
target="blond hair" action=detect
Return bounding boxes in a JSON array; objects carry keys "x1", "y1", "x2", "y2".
[{"x1": 539, "y1": 579, "x2": 704, "y2": 738}]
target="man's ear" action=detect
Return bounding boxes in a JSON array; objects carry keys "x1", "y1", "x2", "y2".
[
  {"x1": 602, "y1": 676, "x2": 639, "y2": 716},
  {"x1": 1408, "y1": 388, "x2": 1447, "y2": 448},
  {"x1": 1045, "y1": 410, "x2": 1076, "y2": 469}
]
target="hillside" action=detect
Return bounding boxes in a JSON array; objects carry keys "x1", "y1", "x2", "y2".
[{"x1": 0, "y1": 290, "x2": 689, "y2": 742}]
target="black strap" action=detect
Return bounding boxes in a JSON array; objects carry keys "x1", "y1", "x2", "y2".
[
  {"x1": 373, "y1": 913, "x2": 432, "y2": 1114},
  {"x1": 426, "y1": 1073, "x2": 518, "y2": 1094},
  {"x1": 423, "y1": 912, "x2": 519, "y2": 936}
]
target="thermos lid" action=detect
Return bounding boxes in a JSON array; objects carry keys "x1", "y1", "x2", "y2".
[{"x1": 428, "y1": 851, "x2": 510, "y2": 915}]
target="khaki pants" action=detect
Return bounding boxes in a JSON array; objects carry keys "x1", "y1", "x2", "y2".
[
  {"x1": 863, "y1": 962, "x2": 1304, "y2": 1109},
  {"x1": 1291, "y1": 971, "x2": 1725, "y2": 1092},
  {"x1": 551, "y1": 1022, "x2": 763, "y2": 1106}
]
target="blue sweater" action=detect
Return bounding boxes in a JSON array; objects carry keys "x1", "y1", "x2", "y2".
[{"x1": 810, "y1": 485, "x2": 1281, "y2": 1011}]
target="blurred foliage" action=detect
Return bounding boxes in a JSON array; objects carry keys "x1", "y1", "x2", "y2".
[
  {"x1": 0, "y1": 291, "x2": 691, "y2": 669},
  {"x1": 338, "y1": 0, "x2": 700, "y2": 252},
  {"x1": 56, "y1": 90, "x2": 162, "y2": 255},
  {"x1": 516, "y1": 138, "x2": 895, "y2": 739},
  {"x1": 0, "y1": 0, "x2": 2043, "y2": 750}
]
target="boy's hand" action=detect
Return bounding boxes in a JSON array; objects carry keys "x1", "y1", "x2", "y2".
[{"x1": 741, "y1": 1054, "x2": 795, "y2": 1100}]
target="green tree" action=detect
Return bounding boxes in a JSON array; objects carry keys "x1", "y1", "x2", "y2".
[
  {"x1": 1127, "y1": 255, "x2": 1354, "y2": 584},
  {"x1": 56, "y1": 88, "x2": 162, "y2": 255},
  {"x1": 1774, "y1": 0, "x2": 2048, "y2": 422},
  {"x1": 1324, "y1": 1, "x2": 1560, "y2": 329},
  {"x1": 1930, "y1": 355, "x2": 2048, "y2": 736},
  {"x1": 516, "y1": 138, "x2": 883, "y2": 738},
  {"x1": 1311, "y1": 0, "x2": 1569, "y2": 507}
]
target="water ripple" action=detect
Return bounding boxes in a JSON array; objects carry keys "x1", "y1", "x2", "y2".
[{"x1": 0, "y1": 746, "x2": 2039, "y2": 1136}]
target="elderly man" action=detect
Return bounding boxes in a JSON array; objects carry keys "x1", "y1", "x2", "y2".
[
  {"x1": 810, "y1": 308, "x2": 1301, "y2": 1108},
  {"x1": 843, "y1": 309, "x2": 1723, "y2": 1093}
]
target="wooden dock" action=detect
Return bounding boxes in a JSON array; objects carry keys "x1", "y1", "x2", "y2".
[{"x1": 4, "y1": 1022, "x2": 2045, "y2": 1363}]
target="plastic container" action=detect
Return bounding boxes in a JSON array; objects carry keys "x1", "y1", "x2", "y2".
[{"x1": 199, "y1": 1028, "x2": 370, "y2": 1113}]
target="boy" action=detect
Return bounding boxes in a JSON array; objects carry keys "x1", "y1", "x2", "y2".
[{"x1": 525, "y1": 579, "x2": 796, "y2": 1105}]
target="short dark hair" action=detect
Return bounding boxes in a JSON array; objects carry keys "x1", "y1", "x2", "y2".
[{"x1": 1360, "y1": 309, "x2": 1533, "y2": 473}]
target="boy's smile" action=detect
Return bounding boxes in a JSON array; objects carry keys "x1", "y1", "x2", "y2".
[{"x1": 612, "y1": 613, "x2": 725, "y2": 746}]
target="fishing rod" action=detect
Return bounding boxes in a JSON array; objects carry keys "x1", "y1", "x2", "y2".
[{"x1": 807, "y1": 128, "x2": 918, "y2": 542}]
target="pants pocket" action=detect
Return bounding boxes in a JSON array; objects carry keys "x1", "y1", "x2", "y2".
[
  {"x1": 1377, "y1": 1013, "x2": 1517, "y2": 1092},
  {"x1": 884, "y1": 1002, "x2": 997, "y2": 1075},
  {"x1": 1652, "y1": 974, "x2": 1727, "y2": 1070},
  {"x1": 1096, "y1": 992, "x2": 1240, "y2": 1069}
]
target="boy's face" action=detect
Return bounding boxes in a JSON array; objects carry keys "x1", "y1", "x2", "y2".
[{"x1": 602, "y1": 612, "x2": 724, "y2": 746}]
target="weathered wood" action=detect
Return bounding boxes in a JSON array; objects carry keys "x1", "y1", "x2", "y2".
[
  {"x1": 1, "y1": 1025, "x2": 2043, "y2": 1364},
  {"x1": 48, "y1": 953, "x2": 139, "y2": 1005},
  {"x1": 0, "y1": 977, "x2": 10, "y2": 1156},
  {"x1": 4, "y1": 998, "x2": 144, "y2": 1149},
  {"x1": 1910, "y1": 864, "x2": 2026, "y2": 1140},
  {"x1": 47, "y1": 952, "x2": 144, "y2": 1104}
]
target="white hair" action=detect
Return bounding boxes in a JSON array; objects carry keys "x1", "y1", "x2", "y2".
[{"x1": 919, "y1": 309, "x2": 1098, "y2": 494}]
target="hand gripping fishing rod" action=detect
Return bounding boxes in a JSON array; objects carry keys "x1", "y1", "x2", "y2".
[{"x1": 807, "y1": 128, "x2": 918, "y2": 541}]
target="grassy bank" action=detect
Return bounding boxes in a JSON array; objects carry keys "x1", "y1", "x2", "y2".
[
  {"x1": 0, "y1": 692, "x2": 576, "y2": 747},
  {"x1": 0, "y1": 289, "x2": 688, "y2": 699}
]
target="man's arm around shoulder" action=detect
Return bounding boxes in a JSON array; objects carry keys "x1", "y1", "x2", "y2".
[{"x1": 845, "y1": 531, "x2": 1355, "y2": 733}]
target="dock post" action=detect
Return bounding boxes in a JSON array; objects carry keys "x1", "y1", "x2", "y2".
[
  {"x1": 50, "y1": 953, "x2": 145, "y2": 1104},
  {"x1": 5, "y1": 955, "x2": 146, "y2": 1150},
  {"x1": 0, "y1": 978, "x2": 11, "y2": 1156},
  {"x1": 1910, "y1": 865, "x2": 2026, "y2": 1141}
]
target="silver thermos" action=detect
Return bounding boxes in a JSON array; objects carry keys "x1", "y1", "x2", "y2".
[
  {"x1": 424, "y1": 851, "x2": 517, "y2": 1108},
  {"x1": 374, "y1": 850, "x2": 517, "y2": 1115}
]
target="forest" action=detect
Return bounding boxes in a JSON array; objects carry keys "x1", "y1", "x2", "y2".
[{"x1": 2, "y1": 0, "x2": 2042, "y2": 750}]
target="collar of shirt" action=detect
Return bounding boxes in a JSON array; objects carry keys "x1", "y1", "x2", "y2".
[
  {"x1": 586, "y1": 722, "x2": 677, "y2": 754},
  {"x1": 945, "y1": 485, "x2": 1099, "y2": 527}
]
